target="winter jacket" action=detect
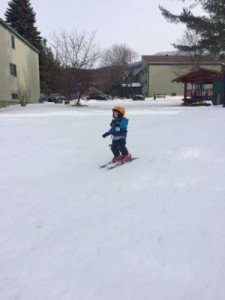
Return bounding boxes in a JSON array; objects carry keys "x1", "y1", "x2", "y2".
[{"x1": 108, "y1": 117, "x2": 128, "y2": 140}]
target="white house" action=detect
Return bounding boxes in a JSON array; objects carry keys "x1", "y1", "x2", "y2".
[{"x1": 0, "y1": 18, "x2": 40, "y2": 106}]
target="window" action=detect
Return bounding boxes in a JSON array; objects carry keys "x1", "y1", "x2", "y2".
[
  {"x1": 12, "y1": 93, "x2": 18, "y2": 99},
  {"x1": 8, "y1": 34, "x2": 15, "y2": 49},
  {"x1": 10, "y1": 63, "x2": 17, "y2": 77}
]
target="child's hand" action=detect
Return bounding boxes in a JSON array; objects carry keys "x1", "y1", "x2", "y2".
[{"x1": 102, "y1": 132, "x2": 110, "y2": 138}]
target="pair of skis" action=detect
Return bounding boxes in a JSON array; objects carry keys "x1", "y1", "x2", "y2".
[{"x1": 100, "y1": 157, "x2": 138, "y2": 170}]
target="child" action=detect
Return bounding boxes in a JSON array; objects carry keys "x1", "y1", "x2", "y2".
[{"x1": 102, "y1": 105, "x2": 131, "y2": 163}]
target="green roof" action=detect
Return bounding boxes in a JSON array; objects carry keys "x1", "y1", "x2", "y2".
[{"x1": 0, "y1": 17, "x2": 39, "y2": 53}]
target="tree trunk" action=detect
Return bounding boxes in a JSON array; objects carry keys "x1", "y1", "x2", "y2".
[{"x1": 76, "y1": 93, "x2": 82, "y2": 106}]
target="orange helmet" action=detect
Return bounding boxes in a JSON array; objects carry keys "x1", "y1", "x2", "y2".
[{"x1": 112, "y1": 105, "x2": 126, "y2": 117}]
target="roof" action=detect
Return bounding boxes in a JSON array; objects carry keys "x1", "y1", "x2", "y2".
[
  {"x1": 142, "y1": 55, "x2": 220, "y2": 65},
  {"x1": 171, "y1": 67, "x2": 223, "y2": 84},
  {"x1": 0, "y1": 18, "x2": 39, "y2": 53}
]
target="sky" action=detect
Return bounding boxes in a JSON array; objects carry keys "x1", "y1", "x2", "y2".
[
  {"x1": 0, "y1": 0, "x2": 204, "y2": 56},
  {"x1": 1, "y1": 97, "x2": 225, "y2": 299}
]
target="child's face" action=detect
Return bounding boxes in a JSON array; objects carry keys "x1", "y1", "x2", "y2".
[{"x1": 113, "y1": 110, "x2": 119, "y2": 118}]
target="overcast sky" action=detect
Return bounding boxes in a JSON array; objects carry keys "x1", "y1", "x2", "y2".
[{"x1": 0, "y1": 0, "x2": 203, "y2": 56}]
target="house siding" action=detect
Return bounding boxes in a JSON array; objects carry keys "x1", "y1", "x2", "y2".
[
  {"x1": 0, "y1": 19, "x2": 40, "y2": 105},
  {"x1": 0, "y1": 26, "x2": 9, "y2": 102},
  {"x1": 149, "y1": 65, "x2": 191, "y2": 97}
]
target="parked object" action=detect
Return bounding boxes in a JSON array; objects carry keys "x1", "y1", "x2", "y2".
[
  {"x1": 43, "y1": 93, "x2": 66, "y2": 103},
  {"x1": 132, "y1": 94, "x2": 145, "y2": 101},
  {"x1": 88, "y1": 93, "x2": 112, "y2": 100},
  {"x1": 39, "y1": 94, "x2": 46, "y2": 103},
  {"x1": 54, "y1": 95, "x2": 66, "y2": 104}
]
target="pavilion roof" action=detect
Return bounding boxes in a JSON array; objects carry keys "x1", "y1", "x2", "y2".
[{"x1": 171, "y1": 67, "x2": 222, "y2": 84}]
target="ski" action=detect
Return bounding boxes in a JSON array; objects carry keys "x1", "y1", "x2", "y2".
[
  {"x1": 107, "y1": 157, "x2": 138, "y2": 169},
  {"x1": 99, "y1": 161, "x2": 114, "y2": 168}
]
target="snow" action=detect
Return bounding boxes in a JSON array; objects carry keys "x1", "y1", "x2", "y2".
[{"x1": 1, "y1": 97, "x2": 225, "y2": 300}]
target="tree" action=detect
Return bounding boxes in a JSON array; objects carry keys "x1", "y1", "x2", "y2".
[
  {"x1": 4, "y1": 0, "x2": 55, "y2": 92},
  {"x1": 175, "y1": 29, "x2": 209, "y2": 62},
  {"x1": 40, "y1": 39, "x2": 62, "y2": 93},
  {"x1": 100, "y1": 44, "x2": 138, "y2": 93},
  {"x1": 5, "y1": 0, "x2": 42, "y2": 50},
  {"x1": 159, "y1": 0, "x2": 225, "y2": 58},
  {"x1": 17, "y1": 82, "x2": 30, "y2": 106},
  {"x1": 51, "y1": 29, "x2": 100, "y2": 105}
]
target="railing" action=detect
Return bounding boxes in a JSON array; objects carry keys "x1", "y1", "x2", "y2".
[{"x1": 186, "y1": 88, "x2": 212, "y2": 100}]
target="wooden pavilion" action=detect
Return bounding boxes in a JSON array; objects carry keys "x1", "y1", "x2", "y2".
[{"x1": 172, "y1": 67, "x2": 223, "y2": 105}]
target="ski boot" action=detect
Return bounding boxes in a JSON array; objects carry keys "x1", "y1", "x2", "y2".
[
  {"x1": 112, "y1": 154, "x2": 122, "y2": 163},
  {"x1": 121, "y1": 154, "x2": 132, "y2": 164}
]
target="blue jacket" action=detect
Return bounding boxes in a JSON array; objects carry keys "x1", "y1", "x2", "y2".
[{"x1": 108, "y1": 117, "x2": 128, "y2": 139}]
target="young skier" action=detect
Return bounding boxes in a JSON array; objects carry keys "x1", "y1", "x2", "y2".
[{"x1": 102, "y1": 105, "x2": 131, "y2": 163}]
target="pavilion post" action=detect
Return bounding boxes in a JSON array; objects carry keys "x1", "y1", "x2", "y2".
[
  {"x1": 221, "y1": 64, "x2": 225, "y2": 107},
  {"x1": 184, "y1": 82, "x2": 187, "y2": 101}
]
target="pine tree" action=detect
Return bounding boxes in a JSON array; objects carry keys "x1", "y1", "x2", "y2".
[
  {"x1": 5, "y1": 0, "x2": 42, "y2": 49},
  {"x1": 40, "y1": 39, "x2": 62, "y2": 93},
  {"x1": 159, "y1": 0, "x2": 225, "y2": 57}
]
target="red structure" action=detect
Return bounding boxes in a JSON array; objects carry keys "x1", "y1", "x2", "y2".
[{"x1": 172, "y1": 67, "x2": 222, "y2": 105}]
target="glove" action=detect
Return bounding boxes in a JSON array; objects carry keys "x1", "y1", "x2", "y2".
[{"x1": 102, "y1": 132, "x2": 110, "y2": 138}]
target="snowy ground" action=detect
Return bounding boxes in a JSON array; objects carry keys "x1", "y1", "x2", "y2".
[{"x1": 1, "y1": 97, "x2": 225, "y2": 300}]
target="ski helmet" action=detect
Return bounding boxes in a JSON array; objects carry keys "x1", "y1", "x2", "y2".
[{"x1": 112, "y1": 105, "x2": 126, "y2": 117}]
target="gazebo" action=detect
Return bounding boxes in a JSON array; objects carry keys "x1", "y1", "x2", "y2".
[{"x1": 172, "y1": 67, "x2": 223, "y2": 105}]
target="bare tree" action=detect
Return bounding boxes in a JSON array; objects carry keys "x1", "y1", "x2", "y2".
[
  {"x1": 100, "y1": 44, "x2": 138, "y2": 92},
  {"x1": 169, "y1": 29, "x2": 216, "y2": 79},
  {"x1": 175, "y1": 29, "x2": 209, "y2": 64},
  {"x1": 17, "y1": 82, "x2": 31, "y2": 106},
  {"x1": 51, "y1": 29, "x2": 100, "y2": 105}
]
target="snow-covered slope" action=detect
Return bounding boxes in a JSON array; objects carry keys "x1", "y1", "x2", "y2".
[{"x1": 1, "y1": 97, "x2": 225, "y2": 300}]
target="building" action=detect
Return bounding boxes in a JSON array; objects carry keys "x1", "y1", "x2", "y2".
[
  {"x1": 121, "y1": 61, "x2": 143, "y2": 98},
  {"x1": 141, "y1": 55, "x2": 222, "y2": 97},
  {"x1": 0, "y1": 18, "x2": 40, "y2": 106}
]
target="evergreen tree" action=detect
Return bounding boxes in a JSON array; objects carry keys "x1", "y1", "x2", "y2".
[
  {"x1": 159, "y1": 0, "x2": 225, "y2": 58},
  {"x1": 40, "y1": 39, "x2": 62, "y2": 93},
  {"x1": 5, "y1": 0, "x2": 42, "y2": 49}
]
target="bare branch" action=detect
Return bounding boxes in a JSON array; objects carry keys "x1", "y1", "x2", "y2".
[
  {"x1": 100, "y1": 44, "x2": 138, "y2": 86},
  {"x1": 50, "y1": 29, "x2": 100, "y2": 105}
]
